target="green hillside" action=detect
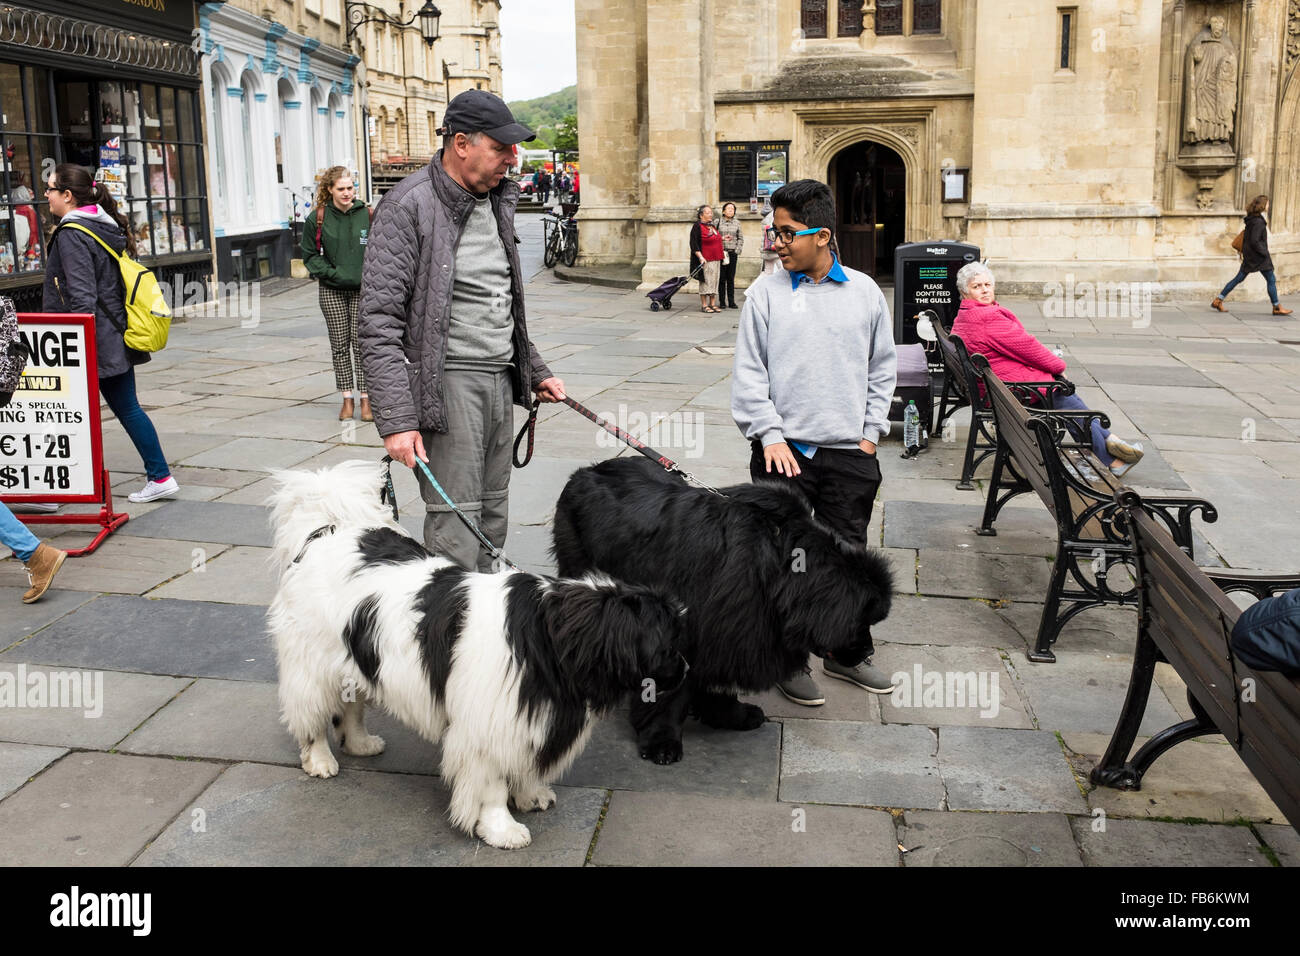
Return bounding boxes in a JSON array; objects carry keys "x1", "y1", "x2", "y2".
[{"x1": 508, "y1": 85, "x2": 577, "y2": 149}]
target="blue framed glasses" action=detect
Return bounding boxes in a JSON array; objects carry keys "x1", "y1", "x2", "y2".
[{"x1": 769, "y1": 226, "x2": 823, "y2": 246}]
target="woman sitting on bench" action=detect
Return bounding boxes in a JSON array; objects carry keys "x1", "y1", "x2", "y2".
[{"x1": 950, "y1": 262, "x2": 1145, "y2": 478}]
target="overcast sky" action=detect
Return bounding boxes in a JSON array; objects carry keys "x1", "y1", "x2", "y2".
[{"x1": 500, "y1": 1, "x2": 577, "y2": 102}]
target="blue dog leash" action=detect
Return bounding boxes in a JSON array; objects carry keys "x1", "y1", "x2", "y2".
[{"x1": 381, "y1": 454, "x2": 523, "y2": 573}]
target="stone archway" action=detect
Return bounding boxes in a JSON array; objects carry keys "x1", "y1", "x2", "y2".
[
  {"x1": 829, "y1": 140, "x2": 907, "y2": 278},
  {"x1": 806, "y1": 121, "x2": 930, "y2": 262},
  {"x1": 1275, "y1": 72, "x2": 1300, "y2": 234}
]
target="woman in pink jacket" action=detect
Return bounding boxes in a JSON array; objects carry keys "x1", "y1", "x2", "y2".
[{"x1": 949, "y1": 262, "x2": 1144, "y2": 477}]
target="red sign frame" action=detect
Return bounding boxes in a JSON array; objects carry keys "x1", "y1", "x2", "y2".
[{"x1": 1, "y1": 313, "x2": 128, "y2": 555}]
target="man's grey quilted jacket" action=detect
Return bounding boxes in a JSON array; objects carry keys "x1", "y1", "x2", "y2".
[{"x1": 358, "y1": 152, "x2": 553, "y2": 438}]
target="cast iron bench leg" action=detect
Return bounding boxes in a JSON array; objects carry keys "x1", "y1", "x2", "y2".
[{"x1": 1091, "y1": 630, "x2": 1161, "y2": 789}]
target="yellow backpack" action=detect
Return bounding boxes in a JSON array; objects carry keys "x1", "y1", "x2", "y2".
[{"x1": 58, "y1": 223, "x2": 172, "y2": 352}]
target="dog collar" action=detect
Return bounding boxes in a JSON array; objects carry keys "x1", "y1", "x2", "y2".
[
  {"x1": 292, "y1": 524, "x2": 336, "y2": 564},
  {"x1": 654, "y1": 653, "x2": 691, "y2": 696}
]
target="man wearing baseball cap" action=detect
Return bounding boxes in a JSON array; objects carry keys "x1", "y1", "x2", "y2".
[{"x1": 359, "y1": 90, "x2": 566, "y2": 571}]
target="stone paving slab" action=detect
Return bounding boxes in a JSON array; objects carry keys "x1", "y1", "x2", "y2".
[
  {"x1": 779, "y1": 720, "x2": 942, "y2": 809},
  {"x1": 879, "y1": 547, "x2": 917, "y2": 593},
  {"x1": 872, "y1": 644, "x2": 1032, "y2": 729},
  {"x1": 1082, "y1": 363, "x2": 1216, "y2": 388},
  {"x1": 179, "y1": 435, "x2": 324, "y2": 472},
  {"x1": 938, "y1": 726, "x2": 1088, "y2": 813},
  {"x1": 8, "y1": 536, "x2": 230, "y2": 597},
  {"x1": 135, "y1": 761, "x2": 604, "y2": 865},
  {"x1": 149, "y1": 546, "x2": 277, "y2": 605},
  {"x1": 884, "y1": 500, "x2": 1056, "y2": 556},
  {"x1": 0, "y1": 741, "x2": 67, "y2": 800},
  {"x1": 0, "y1": 595, "x2": 275, "y2": 681},
  {"x1": 560, "y1": 714, "x2": 781, "y2": 800},
  {"x1": 995, "y1": 599, "x2": 1139, "y2": 658},
  {"x1": 1258, "y1": 824, "x2": 1300, "y2": 866},
  {"x1": 592, "y1": 791, "x2": 899, "y2": 866},
  {"x1": 876, "y1": 594, "x2": 1028, "y2": 649},
  {"x1": 0, "y1": 587, "x2": 96, "y2": 647},
  {"x1": 918, "y1": 549, "x2": 1051, "y2": 602},
  {"x1": 899, "y1": 810, "x2": 1083, "y2": 866},
  {"x1": 0, "y1": 665, "x2": 190, "y2": 750},
  {"x1": 1069, "y1": 817, "x2": 1271, "y2": 866},
  {"x1": 0, "y1": 751, "x2": 222, "y2": 866},
  {"x1": 1060, "y1": 731, "x2": 1286, "y2": 824},
  {"x1": 1007, "y1": 647, "x2": 1185, "y2": 735},
  {"x1": 507, "y1": 456, "x2": 587, "y2": 527},
  {"x1": 117, "y1": 501, "x2": 271, "y2": 548},
  {"x1": 120, "y1": 677, "x2": 441, "y2": 776}
]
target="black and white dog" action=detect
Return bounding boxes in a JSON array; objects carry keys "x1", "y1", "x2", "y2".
[
  {"x1": 267, "y1": 461, "x2": 687, "y2": 849},
  {"x1": 553, "y1": 457, "x2": 893, "y2": 765}
]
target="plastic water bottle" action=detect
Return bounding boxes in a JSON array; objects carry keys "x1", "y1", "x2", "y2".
[{"x1": 903, "y1": 400, "x2": 921, "y2": 458}]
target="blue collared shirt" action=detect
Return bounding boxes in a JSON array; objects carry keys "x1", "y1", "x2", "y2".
[{"x1": 788, "y1": 254, "x2": 849, "y2": 291}]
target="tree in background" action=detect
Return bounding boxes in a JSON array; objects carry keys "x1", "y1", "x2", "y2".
[{"x1": 554, "y1": 113, "x2": 579, "y2": 153}]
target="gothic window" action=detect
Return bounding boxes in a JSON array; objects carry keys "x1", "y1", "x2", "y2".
[
  {"x1": 801, "y1": 1, "x2": 827, "y2": 40},
  {"x1": 913, "y1": 0, "x2": 941, "y2": 34},
  {"x1": 837, "y1": 2, "x2": 863, "y2": 37},
  {"x1": 876, "y1": 0, "x2": 902, "y2": 36}
]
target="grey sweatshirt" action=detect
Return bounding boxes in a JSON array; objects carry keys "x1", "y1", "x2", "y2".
[
  {"x1": 445, "y1": 193, "x2": 515, "y2": 370},
  {"x1": 732, "y1": 265, "x2": 898, "y2": 448}
]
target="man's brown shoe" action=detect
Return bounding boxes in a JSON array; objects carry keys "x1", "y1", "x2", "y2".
[
  {"x1": 22, "y1": 544, "x2": 66, "y2": 604},
  {"x1": 1210, "y1": 297, "x2": 1226, "y2": 312},
  {"x1": 360, "y1": 395, "x2": 373, "y2": 422},
  {"x1": 339, "y1": 397, "x2": 354, "y2": 420},
  {"x1": 1274, "y1": 305, "x2": 1293, "y2": 315}
]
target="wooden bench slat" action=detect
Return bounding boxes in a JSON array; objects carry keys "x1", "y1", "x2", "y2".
[{"x1": 1094, "y1": 498, "x2": 1300, "y2": 831}]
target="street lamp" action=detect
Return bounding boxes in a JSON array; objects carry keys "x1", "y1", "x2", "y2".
[
  {"x1": 346, "y1": 1, "x2": 441, "y2": 48},
  {"x1": 346, "y1": 1, "x2": 442, "y2": 166}
]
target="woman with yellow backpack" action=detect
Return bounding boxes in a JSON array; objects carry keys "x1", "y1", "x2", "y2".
[{"x1": 42, "y1": 163, "x2": 178, "y2": 503}]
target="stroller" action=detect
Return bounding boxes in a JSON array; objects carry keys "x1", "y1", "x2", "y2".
[{"x1": 646, "y1": 266, "x2": 703, "y2": 312}]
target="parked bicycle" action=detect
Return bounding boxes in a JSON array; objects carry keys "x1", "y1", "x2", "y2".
[{"x1": 542, "y1": 206, "x2": 578, "y2": 268}]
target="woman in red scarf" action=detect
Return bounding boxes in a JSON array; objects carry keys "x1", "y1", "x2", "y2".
[
  {"x1": 949, "y1": 262, "x2": 1145, "y2": 477},
  {"x1": 688, "y1": 205, "x2": 725, "y2": 313}
]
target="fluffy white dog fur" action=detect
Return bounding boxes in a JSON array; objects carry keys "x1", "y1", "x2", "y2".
[{"x1": 266, "y1": 460, "x2": 685, "y2": 849}]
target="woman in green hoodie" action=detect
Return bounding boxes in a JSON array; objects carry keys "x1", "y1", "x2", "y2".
[{"x1": 302, "y1": 166, "x2": 372, "y2": 421}]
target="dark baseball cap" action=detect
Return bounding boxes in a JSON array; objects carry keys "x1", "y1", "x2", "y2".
[{"x1": 438, "y1": 90, "x2": 535, "y2": 145}]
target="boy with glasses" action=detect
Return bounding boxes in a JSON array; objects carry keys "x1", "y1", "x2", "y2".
[{"x1": 731, "y1": 178, "x2": 899, "y2": 704}]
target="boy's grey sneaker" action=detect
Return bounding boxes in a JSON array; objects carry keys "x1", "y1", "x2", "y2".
[
  {"x1": 777, "y1": 667, "x2": 825, "y2": 706},
  {"x1": 823, "y1": 658, "x2": 897, "y2": 694}
]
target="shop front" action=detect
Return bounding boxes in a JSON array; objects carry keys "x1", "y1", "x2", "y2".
[{"x1": 0, "y1": 1, "x2": 210, "y2": 310}]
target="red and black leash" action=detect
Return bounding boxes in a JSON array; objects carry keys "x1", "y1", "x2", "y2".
[{"x1": 513, "y1": 395, "x2": 723, "y2": 496}]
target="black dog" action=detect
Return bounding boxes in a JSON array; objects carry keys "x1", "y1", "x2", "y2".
[{"x1": 552, "y1": 457, "x2": 893, "y2": 764}]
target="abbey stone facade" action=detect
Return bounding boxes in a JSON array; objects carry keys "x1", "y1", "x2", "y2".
[{"x1": 574, "y1": 0, "x2": 1300, "y2": 300}]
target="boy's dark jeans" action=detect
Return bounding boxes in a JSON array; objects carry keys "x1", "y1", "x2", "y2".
[{"x1": 748, "y1": 440, "x2": 881, "y2": 548}]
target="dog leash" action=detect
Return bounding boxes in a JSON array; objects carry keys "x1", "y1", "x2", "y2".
[
  {"x1": 513, "y1": 396, "x2": 725, "y2": 497},
  {"x1": 381, "y1": 454, "x2": 524, "y2": 573}
]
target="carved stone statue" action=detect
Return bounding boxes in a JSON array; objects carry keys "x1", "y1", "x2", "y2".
[{"x1": 1184, "y1": 16, "x2": 1238, "y2": 144}]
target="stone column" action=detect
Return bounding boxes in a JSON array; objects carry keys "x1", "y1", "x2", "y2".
[
  {"x1": 574, "y1": 0, "x2": 646, "y2": 269},
  {"x1": 640, "y1": 0, "x2": 713, "y2": 287}
]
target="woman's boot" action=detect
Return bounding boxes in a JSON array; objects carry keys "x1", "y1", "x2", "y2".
[
  {"x1": 360, "y1": 395, "x2": 373, "y2": 422},
  {"x1": 1210, "y1": 297, "x2": 1226, "y2": 312},
  {"x1": 339, "y1": 396, "x2": 354, "y2": 420}
]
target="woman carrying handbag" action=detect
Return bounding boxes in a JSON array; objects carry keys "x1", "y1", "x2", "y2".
[
  {"x1": 1213, "y1": 194, "x2": 1292, "y2": 315},
  {"x1": 42, "y1": 164, "x2": 179, "y2": 503},
  {"x1": 301, "y1": 166, "x2": 373, "y2": 420}
]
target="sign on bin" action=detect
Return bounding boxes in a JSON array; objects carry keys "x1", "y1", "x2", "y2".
[{"x1": 892, "y1": 241, "x2": 980, "y2": 345}]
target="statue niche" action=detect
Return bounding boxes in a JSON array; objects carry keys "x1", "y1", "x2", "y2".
[{"x1": 1184, "y1": 15, "x2": 1237, "y2": 145}]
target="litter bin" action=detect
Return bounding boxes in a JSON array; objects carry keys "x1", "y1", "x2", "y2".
[{"x1": 892, "y1": 240, "x2": 980, "y2": 345}]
